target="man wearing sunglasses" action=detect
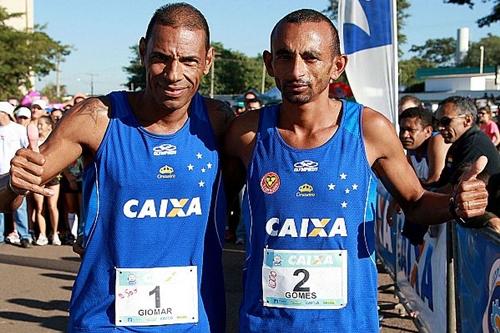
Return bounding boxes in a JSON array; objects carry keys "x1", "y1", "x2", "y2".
[{"x1": 435, "y1": 96, "x2": 500, "y2": 230}]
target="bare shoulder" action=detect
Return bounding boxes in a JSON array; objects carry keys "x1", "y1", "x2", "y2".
[
  {"x1": 361, "y1": 107, "x2": 400, "y2": 165},
  {"x1": 204, "y1": 97, "x2": 234, "y2": 138},
  {"x1": 428, "y1": 132, "x2": 447, "y2": 147},
  {"x1": 48, "y1": 96, "x2": 111, "y2": 155},
  {"x1": 225, "y1": 108, "x2": 261, "y2": 166}
]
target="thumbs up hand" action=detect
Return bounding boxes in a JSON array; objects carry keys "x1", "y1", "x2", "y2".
[
  {"x1": 451, "y1": 156, "x2": 489, "y2": 219},
  {"x1": 27, "y1": 123, "x2": 40, "y2": 152},
  {"x1": 9, "y1": 124, "x2": 55, "y2": 196}
]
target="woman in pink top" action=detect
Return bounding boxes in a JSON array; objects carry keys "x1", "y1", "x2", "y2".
[{"x1": 478, "y1": 106, "x2": 500, "y2": 147}]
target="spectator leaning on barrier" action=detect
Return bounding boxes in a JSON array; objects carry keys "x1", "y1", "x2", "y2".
[
  {"x1": 399, "y1": 107, "x2": 450, "y2": 186},
  {"x1": 435, "y1": 96, "x2": 500, "y2": 231},
  {"x1": 397, "y1": 106, "x2": 451, "y2": 248}
]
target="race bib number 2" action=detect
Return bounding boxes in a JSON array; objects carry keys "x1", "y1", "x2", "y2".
[
  {"x1": 262, "y1": 249, "x2": 347, "y2": 309},
  {"x1": 115, "y1": 266, "x2": 198, "y2": 326}
]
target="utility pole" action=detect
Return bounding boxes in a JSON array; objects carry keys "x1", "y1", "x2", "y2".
[
  {"x1": 261, "y1": 61, "x2": 266, "y2": 94},
  {"x1": 479, "y1": 46, "x2": 484, "y2": 74},
  {"x1": 86, "y1": 73, "x2": 97, "y2": 96},
  {"x1": 55, "y1": 52, "x2": 61, "y2": 99},
  {"x1": 210, "y1": 57, "x2": 215, "y2": 98}
]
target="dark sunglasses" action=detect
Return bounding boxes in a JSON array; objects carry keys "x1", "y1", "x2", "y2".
[{"x1": 437, "y1": 115, "x2": 466, "y2": 127}]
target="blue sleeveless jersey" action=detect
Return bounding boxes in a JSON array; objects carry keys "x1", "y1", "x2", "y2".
[
  {"x1": 70, "y1": 92, "x2": 226, "y2": 333},
  {"x1": 240, "y1": 101, "x2": 379, "y2": 332}
]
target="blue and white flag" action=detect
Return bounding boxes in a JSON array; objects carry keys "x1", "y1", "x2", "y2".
[{"x1": 338, "y1": 0, "x2": 398, "y2": 124}]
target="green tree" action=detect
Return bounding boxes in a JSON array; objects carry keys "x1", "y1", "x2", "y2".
[
  {"x1": 399, "y1": 57, "x2": 434, "y2": 88},
  {"x1": 199, "y1": 42, "x2": 274, "y2": 95},
  {"x1": 41, "y1": 83, "x2": 68, "y2": 103},
  {"x1": 408, "y1": 38, "x2": 456, "y2": 66},
  {"x1": 461, "y1": 34, "x2": 500, "y2": 67},
  {"x1": 123, "y1": 46, "x2": 145, "y2": 91},
  {"x1": 324, "y1": 0, "x2": 411, "y2": 55},
  {"x1": 445, "y1": 0, "x2": 499, "y2": 27},
  {"x1": 123, "y1": 41, "x2": 275, "y2": 95},
  {"x1": 0, "y1": 7, "x2": 71, "y2": 99}
]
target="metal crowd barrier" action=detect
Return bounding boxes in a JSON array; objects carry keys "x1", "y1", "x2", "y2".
[{"x1": 375, "y1": 185, "x2": 500, "y2": 333}]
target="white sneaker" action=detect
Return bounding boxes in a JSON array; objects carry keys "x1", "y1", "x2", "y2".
[
  {"x1": 5, "y1": 232, "x2": 20, "y2": 245},
  {"x1": 52, "y1": 234, "x2": 61, "y2": 246},
  {"x1": 36, "y1": 234, "x2": 49, "y2": 246}
]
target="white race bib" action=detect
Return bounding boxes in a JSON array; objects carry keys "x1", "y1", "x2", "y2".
[
  {"x1": 262, "y1": 249, "x2": 347, "y2": 309},
  {"x1": 115, "y1": 266, "x2": 198, "y2": 326}
]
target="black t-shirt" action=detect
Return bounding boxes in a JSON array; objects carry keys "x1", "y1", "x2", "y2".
[
  {"x1": 439, "y1": 126, "x2": 500, "y2": 186},
  {"x1": 438, "y1": 126, "x2": 500, "y2": 223}
]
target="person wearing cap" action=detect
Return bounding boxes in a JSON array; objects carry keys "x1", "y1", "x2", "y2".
[
  {"x1": 0, "y1": 102, "x2": 32, "y2": 248},
  {"x1": 30, "y1": 99, "x2": 48, "y2": 126},
  {"x1": 14, "y1": 107, "x2": 32, "y2": 127}
]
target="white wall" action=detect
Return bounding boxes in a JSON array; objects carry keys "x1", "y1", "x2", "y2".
[
  {"x1": 0, "y1": 0, "x2": 34, "y2": 31},
  {"x1": 425, "y1": 75, "x2": 497, "y2": 92}
]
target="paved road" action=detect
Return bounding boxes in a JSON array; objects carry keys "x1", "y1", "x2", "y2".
[{"x1": 0, "y1": 243, "x2": 418, "y2": 332}]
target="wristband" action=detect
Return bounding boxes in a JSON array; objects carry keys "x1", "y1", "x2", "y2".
[{"x1": 449, "y1": 195, "x2": 467, "y2": 226}]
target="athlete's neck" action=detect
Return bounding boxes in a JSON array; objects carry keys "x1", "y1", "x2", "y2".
[
  {"x1": 129, "y1": 92, "x2": 190, "y2": 135},
  {"x1": 280, "y1": 96, "x2": 341, "y2": 133}
]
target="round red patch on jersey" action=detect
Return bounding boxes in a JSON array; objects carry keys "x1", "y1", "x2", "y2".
[{"x1": 260, "y1": 172, "x2": 280, "y2": 194}]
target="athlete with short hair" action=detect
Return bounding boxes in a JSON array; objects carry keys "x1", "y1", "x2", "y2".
[
  {"x1": 224, "y1": 9, "x2": 488, "y2": 332},
  {"x1": 7, "y1": 3, "x2": 230, "y2": 332}
]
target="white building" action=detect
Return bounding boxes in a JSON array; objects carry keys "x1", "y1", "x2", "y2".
[
  {"x1": 425, "y1": 72, "x2": 499, "y2": 92},
  {"x1": 0, "y1": 0, "x2": 34, "y2": 31}
]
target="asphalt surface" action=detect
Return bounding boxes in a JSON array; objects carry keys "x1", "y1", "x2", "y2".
[{"x1": 0, "y1": 242, "x2": 418, "y2": 332}]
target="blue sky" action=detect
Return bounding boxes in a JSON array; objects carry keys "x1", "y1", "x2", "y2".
[{"x1": 34, "y1": 0, "x2": 497, "y2": 96}]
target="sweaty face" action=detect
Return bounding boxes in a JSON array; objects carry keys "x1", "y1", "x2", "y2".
[
  {"x1": 141, "y1": 25, "x2": 211, "y2": 112},
  {"x1": 399, "y1": 117, "x2": 432, "y2": 150},
  {"x1": 267, "y1": 22, "x2": 336, "y2": 105},
  {"x1": 436, "y1": 103, "x2": 470, "y2": 144}
]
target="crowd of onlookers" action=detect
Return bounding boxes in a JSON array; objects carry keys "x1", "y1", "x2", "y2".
[
  {"x1": 395, "y1": 94, "x2": 500, "y2": 247},
  {"x1": 0, "y1": 92, "x2": 86, "y2": 248}
]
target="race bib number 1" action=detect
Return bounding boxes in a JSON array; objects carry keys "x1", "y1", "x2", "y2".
[
  {"x1": 115, "y1": 266, "x2": 198, "y2": 326},
  {"x1": 262, "y1": 249, "x2": 347, "y2": 309}
]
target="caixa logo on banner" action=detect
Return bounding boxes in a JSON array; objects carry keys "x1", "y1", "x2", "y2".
[{"x1": 483, "y1": 258, "x2": 500, "y2": 333}]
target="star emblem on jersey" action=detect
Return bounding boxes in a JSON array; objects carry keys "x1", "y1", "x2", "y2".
[
  {"x1": 260, "y1": 172, "x2": 281, "y2": 194},
  {"x1": 184, "y1": 153, "x2": 215, "y2": 188},
  {"x1": 326, "y1": 173, "x2": 359, "y2": 210}
]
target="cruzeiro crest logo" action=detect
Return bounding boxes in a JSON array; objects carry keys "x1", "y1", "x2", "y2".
[
  {"x1": 261, "y1": 172, "x2": 280, "y2": 194},
  {"x1": 296, "y1": 183, "x2": 315, "y2": 198},
  {"x1": 153, "y1": 144, "x2": 177, "y2": 156},
  {"x1": 293, "y1": 160, "x2": 318, "y2": 172},
  {"x1": 157, "y1": 164, "x2": 175, "y2": 179}
]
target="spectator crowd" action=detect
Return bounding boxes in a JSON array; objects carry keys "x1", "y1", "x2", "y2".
[{"x1": 0, "y1": 93, "x2": 86, "y2": 248}]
